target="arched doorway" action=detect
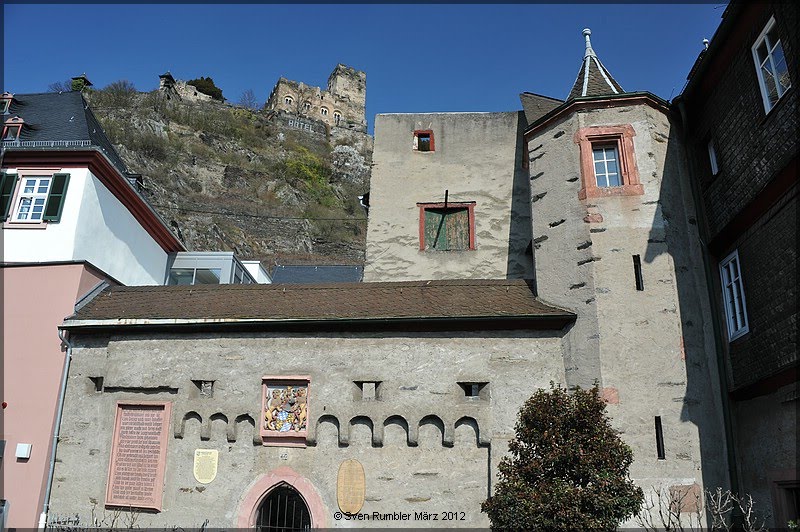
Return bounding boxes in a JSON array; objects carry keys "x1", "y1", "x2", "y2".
[
  {"x1": 237, "y1": 467, "x2": 327, "y2": 528},
  {"x1": 256, "y1": 484, "x2": 311, "y2": 531}
]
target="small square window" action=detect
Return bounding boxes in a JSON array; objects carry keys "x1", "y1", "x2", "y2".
[
  {"x1": 719, "y1": 249, "x2": 749, "y2": 341},
  {"x1": 752, "y1": 17, "x2": 791, "y2": 113},
  {"x1": 418, "y1": 201, "x2": 476, "y2": 251},
  {"x1": 413, "y1": 130, "x2": 435, "y2": 152}
]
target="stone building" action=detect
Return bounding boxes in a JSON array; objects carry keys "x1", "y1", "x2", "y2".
[
  {"x1": 42, "y1": 15, "x2": 796, "y2": 530},
  {"x1": 672, "y1": 2, "x2": 797, "y2": 527},
  {"x1": 265, "y1": 64, "x2": 367, "y2": 133}
]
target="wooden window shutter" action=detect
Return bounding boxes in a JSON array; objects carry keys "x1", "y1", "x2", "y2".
[
  {"x1": 0, "y1": 172, "x2": 18, "y2": 221},
  {"x1": 424, "y1": 209, "x2": 447, "y2": 250},
  {"x1": 43, "y1": 173, "x2": 70, "y2": 222}
]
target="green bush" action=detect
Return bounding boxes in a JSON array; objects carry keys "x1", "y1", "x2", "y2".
[
  {"x1": 482, "y1": 383, "x2": 643, "y2": 530},
  {"x1": 186, "y1": 76, "x2": 223, "y2": 101}
]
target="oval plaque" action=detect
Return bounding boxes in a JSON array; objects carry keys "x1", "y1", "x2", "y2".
[
  {"x1": 193, "y1": 449, "x2": 218, "y2": 484},
  {"x1": 337, "y1": 459, "x2": 365, "y2": 514}
]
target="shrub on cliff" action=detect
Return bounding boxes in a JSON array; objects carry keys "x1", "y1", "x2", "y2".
[
  {"x1": 482, "y1": 383, "x2": 643, "y2": 530},
  {"x1": 187, "y1": 76, "x2": 223, "y2": 101}
]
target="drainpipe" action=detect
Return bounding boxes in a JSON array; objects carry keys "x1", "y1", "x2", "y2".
[
  {"x1": 39, "y1": 329, "x2": 73, "y2": 530},
  {"x1": 673, "y1": 96, "x2": 740, "y2": 495}
]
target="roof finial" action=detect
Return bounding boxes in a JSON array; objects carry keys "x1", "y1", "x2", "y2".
[
  {"x1": 583, "y1": 28, "x2": 596, "y2": 58},
  {"x1": 702, "y1": 38, "x2": 709, "y2": 50}
]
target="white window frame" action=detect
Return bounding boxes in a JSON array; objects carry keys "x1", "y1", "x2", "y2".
[
  {"x1": 13, "y1": 176, "x2": 52, "y2": 222},
  {"x1": 719, "y1": 249, "x2": 749, "y2": 341},
  {"x1": 284, "y1": 95, "x2": 293, "y2": 106},
  {"x1": 592, "y1": 145, "x2": 622, "y2": 188},
  {"x1": 708, "y1": 139, "x2": 719, "y2": 175},
  {"x1": 751, "y1": 16, "x2": 792, "y2": 113}
]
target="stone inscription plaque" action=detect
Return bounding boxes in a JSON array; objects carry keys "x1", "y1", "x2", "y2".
[
  {"x1": 193, "y1": 449, "x2": 218, "y2": 484},
  {"x1": 106, "y1": 402, "x2": 171, "y2": 510}
]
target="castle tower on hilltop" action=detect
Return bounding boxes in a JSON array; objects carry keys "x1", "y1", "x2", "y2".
[{"x1": 265, "y1": 64, "x2": 367, "y2": 133}]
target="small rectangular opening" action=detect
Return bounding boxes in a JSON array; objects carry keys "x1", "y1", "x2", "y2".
[
  {"x1": 633, "y1": 254, "x2": 644, "y2": 291},
  {"x1": 655, "y1": 416, "x2": 665, "y2": 460},
  {"x1": 417, "y1": 133, "x2": 431, "y2": 152},
  {"x1": 458, "y1": 382, "x2": 488, "y2": 399}
]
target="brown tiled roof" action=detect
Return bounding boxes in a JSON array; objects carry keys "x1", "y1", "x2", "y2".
[{"x1": 65, "y1": 279, "x2": 575, "y2": 331}]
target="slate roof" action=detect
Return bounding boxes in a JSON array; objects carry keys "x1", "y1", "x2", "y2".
[
  {"x1": 63, "y1": 279, "x2": 575, "y2": 330},
  {"x1": 519, "y1": 93, "x2": 564, "y2": 125},
  {"x1": 3, "y1": 91, "x2": 130, "y2": 176},
  {"x1": 271, "y1": 264, "x2": 364, "y2": 284},
  {"x1": 567, "y1": 29, "x2": 625, "y2": 101}
]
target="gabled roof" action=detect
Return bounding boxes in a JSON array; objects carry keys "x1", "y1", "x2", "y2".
[
  {"x1": 271, "y1": 264, "x2": 364, "y2": 284},
  {"x1": 61, "y1": 279, "x2": 576, "y2": 332},
  {"x1": 2, "y1": 91, "x2": 130, "y2": 176},
  {"x1": 567, "y1": 29, "x2": 625, "y2": 101}
]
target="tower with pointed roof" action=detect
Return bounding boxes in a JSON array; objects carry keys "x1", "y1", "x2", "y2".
[{"x1": 520, "y1": 28, "x2": 729, "y2": 523}]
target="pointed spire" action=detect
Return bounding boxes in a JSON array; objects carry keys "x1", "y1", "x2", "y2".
[
  {"x1": 583, "y1": 28, "x2": 596, "y2": 58},
  {"x1": 567, "y1": 28, "x2": 625, "y2": 101}
]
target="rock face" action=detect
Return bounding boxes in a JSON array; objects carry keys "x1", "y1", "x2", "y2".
[{"x1": 87, "y1": 88, "x2": 372, "y2": 267}]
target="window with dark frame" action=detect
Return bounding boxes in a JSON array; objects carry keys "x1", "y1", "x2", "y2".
[{"x1": 1, "y1": 171, "x2": 71, "y2": 223}]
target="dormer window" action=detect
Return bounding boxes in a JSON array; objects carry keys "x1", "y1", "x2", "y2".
[
  {"x1": 2, "y1": 116, "x2": 23, "y2": 141},
  {"x1": 0, "y1": 92, "x2": 12, "y2": 114}
]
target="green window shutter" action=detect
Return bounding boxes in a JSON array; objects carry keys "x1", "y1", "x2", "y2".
[
  {"x1": 43, "y1": 173, "x2": 70, "y2": 222},
  {"x1": 445, "y1": 208, "x2": 470, "y2": 250},
  {"x1": 0, "y1": 172, "x2": 19, "y2": 221},
  {"x1": 424, "y1": 208, "x2": 448, "y2": 250}
]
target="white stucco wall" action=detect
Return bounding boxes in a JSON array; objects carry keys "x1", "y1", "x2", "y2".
[
  {"x1": 72, "y1": 173, "x2": 168, "y2": 285},
  {"x1": 2, "y1": 166, "x2": 169, "y2": 286}
]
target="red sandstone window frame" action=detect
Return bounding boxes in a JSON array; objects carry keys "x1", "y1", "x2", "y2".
[
  {"x1": 413, "y1": 130, "x2": 435, "y2": 152},
  {"x1": 574, "y1": 124, "x2": 642, "y2": 200},
  {"x1": 417, "y1": 201, "x2": 476, "y2": 251},
  {"x1": 261, "y1": 375, "x2": 311, "y2": 448},
  {"x1": 105, "y1": 401, "x2": 172, "y2": 511}
]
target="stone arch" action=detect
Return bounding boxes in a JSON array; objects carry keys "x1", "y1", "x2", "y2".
[
  {"x1": 418, "y1": 415, "x2": 446, "y2": 447},
  {"x1": 175, "y1": 411, "x2": 202, "y2": 439},
  {"x1": 237, "y1": 466, "x2": 327, "y2": 528},
  {"x1": 232, "y1": 414, "x2": 257, "y2": 445},
  {"x1": 349, "y1": 416, "x2": 373, "y2": 447},
  {"x1": 309, "y1": 414, "x2": 341, "y2": 447},
  {"x1": 455, "y1": 416, "x2": 483, "y2": 447},
  {"x1": 383, "y1": 415, "x2": 412, "y2": 446},
  {"x1": 203, "y1": 412, "x2": 228, "y2": 441}
]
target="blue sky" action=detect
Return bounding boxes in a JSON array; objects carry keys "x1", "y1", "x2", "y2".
[{"x1": 4, "y1": 4, "x2": 726, "y2": 133}]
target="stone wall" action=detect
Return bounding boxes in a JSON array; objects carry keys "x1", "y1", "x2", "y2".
[
  {"x1": 174, "y1": 81, "x2": 215, "y2": 104},
  {"x1": 265, "y1": 64, "x2": 367, "y2": 133},
  {"x1": 49, "y1": 329, "x2": 567, "y2": 528},
  {"x1": 525, "y1": 101, "x2": 729, "y2": 500},
  {"x1": 364, "y1": 112, "x2": 533, "y2": 282}
]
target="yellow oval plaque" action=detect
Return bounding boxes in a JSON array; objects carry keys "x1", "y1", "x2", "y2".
[
  {"x1": 337, "y1": 459, "x2": 365, "y2": 514},
  {"x1": 193, "y1": 449, "x2": 218, "y2": 484}
]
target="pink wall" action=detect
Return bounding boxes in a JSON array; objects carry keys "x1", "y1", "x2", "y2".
[{"x1": 1, "y1": 263, "x2": 111, "y2": 529}]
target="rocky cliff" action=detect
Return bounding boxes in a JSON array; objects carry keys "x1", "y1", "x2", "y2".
[{"x1": 87, "y1": 86, "x2": 371, "y2": 269}]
